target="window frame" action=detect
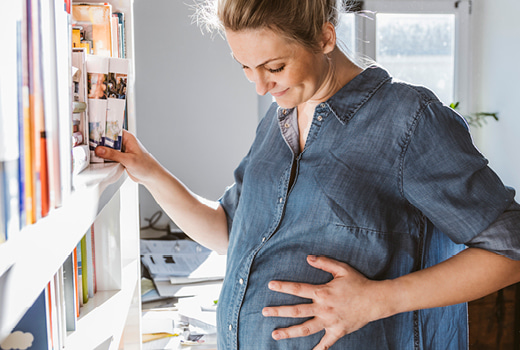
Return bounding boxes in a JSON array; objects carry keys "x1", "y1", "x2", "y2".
[{"x1": 355, "y1": 0, "x2": 472, "y2": 112}]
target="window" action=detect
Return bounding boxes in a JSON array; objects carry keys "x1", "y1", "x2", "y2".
[{"x1": 339, "y1": 0, "x2": 471, "y2": 107}]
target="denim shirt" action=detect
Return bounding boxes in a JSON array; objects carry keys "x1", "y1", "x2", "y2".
[{"x1": 217, "y1": 66, "x2": 516, "y2": 349}]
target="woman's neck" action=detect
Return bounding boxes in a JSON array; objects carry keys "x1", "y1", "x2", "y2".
[{"x1": 300, "y1": 47, "x2": 362, "y2": 115}]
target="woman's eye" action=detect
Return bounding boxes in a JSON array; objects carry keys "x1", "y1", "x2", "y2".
[{"x1": 268, "y1": 65, "x2": 285, "y2": 73}]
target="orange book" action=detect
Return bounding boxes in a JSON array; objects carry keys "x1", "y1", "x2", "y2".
[
  {"x1": 21, "y1": 0, "x2": 34, "y2": 225},
  {"x1": 46, "y1": 282, "x2": 54, "y2": 349},
  {"x1": 40, "y1": 132, "x2": 49, "y2": 217}
]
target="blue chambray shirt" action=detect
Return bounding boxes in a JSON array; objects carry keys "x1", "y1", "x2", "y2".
[{"x1": 217, "y1": 66, "x2": 516, "y2": 349}]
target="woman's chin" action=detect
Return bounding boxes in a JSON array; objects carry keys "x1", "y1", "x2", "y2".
[{"x1": 272, "y1": 97, "x2": 296, "y2": 109}]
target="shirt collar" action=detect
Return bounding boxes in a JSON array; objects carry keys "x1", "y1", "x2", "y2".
[
  {"x1": 276, "y1": 65, "x2": 391, "y2": 125},
  {"x1": 326, "y1": 65, "x2": 392, "y2": 125}
]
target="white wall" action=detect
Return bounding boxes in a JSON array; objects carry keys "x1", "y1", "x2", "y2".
[
  {"x1": 133, "y1": 0, "x2": 258, "y2": 227},
  {"x1": 471, "y1": 0, "x2": 520, "y2": 200}
]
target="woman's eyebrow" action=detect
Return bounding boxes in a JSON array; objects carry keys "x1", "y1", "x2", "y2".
[{"x1": 231, "y1": 53, "x2": 284, "y2": 68}]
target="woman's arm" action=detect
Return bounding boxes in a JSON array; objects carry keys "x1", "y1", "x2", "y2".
[
  {"x1": 262, "y1": 248, "x2": 520, "y2": 350},
  {"x1": 95, "y1": 130, "x2": 229, "y2": 254}
]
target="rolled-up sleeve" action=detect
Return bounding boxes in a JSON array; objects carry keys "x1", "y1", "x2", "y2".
[
  {"x1": 218, "y1": 149, "x2": 251, "y2": 235},
  {"x1": 466, "y1": 200, "x2": 520, "y2": 260}
]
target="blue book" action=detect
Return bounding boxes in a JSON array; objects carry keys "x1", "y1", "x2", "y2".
[{"x1": 0, "y1": 289, "x2": 51, "y2": 350}]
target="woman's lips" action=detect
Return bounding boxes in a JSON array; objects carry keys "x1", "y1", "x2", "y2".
[{"x1": 270, "y1": 88, "x2": 289, "y2": 97}]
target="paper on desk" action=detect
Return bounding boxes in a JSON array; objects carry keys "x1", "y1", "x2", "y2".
[
  {"x1": 154, "y1": 280, "x2": 222, "y2": 298},
  {"x1": 177, "y1": 287, "x2": 223, "y2": 334},
  {"x1": 170, "y1": 252, "x2": 226, "y2": 283},
  {"x1": 140, "y1": 239, "x2": 207, "y2": 255},
  {"x1": 141, "y1": 240, "x2": 226, "y2": 281},
  {"x1": 141, "y1": 310, "x2": 178, "y2": 334}
]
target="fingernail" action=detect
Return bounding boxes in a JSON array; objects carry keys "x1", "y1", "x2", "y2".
[
  {"x1": 308, "y1": 255, "x2": 317, "y2": 261},
  {"x1": 268, "y1": 282, "x2": 279, "y2": 290},
  {"x1": 96, "y1": 147, "x2": 105, "y2": 155},
  {"x1": 272, "y1": 332, "x2": 281, "y2": 340},
  {"x1": 262, "y1": 308, "x2": 270, "y2": 316}
]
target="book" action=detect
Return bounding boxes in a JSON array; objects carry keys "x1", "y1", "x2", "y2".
[
  {"x1": 40, "y1": 0, "x2": 62, "y2": 212},
  {"x1": 0, "y1": 0, "x2": 23, "y2": 238},
  {"x1": 46, "y1": 281, "x2": 57, "y2": 349},
  {"x1": 111, "y1": 15, "x2": 119, "y2": 58},
  {"x1": 76, "y1": 242, "x2": 83, "y2": 307},
  {"x1": 72, "y1": 3, "x2": 113, "y2": 57},
  {"x1": 112, "y1": 12, "x2": 125, "y2": 58},
  {"x1": 0, "y1": 161, "x2": 20, "y2": 242},
  {"x1": 54, "y1": 0, "x2": 72, "y2": 205},
  {"x1": 91, "y1": 225, "x2": 97, "y2": 294},
  {"x1": 26, "y1": 0, "x2": 49, "y2": 220},
  {"x1": 21, "y1": 0, "x2": 35, "y2": 227},
  {"x1": 86, "y1": 226, "x2": 95, "y2": 298},
  {"x1": 62, "y1": 253, "x2": 77, "y2": 332},
  {"x1": 86, "y1": 55, "x2": 109, "y2": 163},
  {"x1": 72, "y1": 247, "x2": 79, "y2": 317},
  {"x1": 80, "y1": 233, "x2": 89, "y2": 305},
  {"x1": 0, "y1": 164, "x2": 5, "y2": 245},
  {"x1": 105, "y1": 58, "x2": 129, "y2": 151},
  {"x1": 0, "y1": 289, "x2": 52, "y2": 350},
  {"x1": 16, "y1": 3, "x2": 26, "y2": 232},
  {"x1": 54, "y1": 267, "x2": 67, "y2": 347},
  {"x1": 0, "y1": 0, "x2": 22, "y2": 236}
]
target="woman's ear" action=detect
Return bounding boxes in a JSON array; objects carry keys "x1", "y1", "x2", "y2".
[{"x1": 321, "y1": 22, "x2": 336, "y2": 54}]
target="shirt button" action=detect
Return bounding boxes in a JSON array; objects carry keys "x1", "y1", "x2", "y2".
[
  {"x1": 279, "y1": 197, "x2": 283, "y2": 203},
  {"x1": 239, "y1": 278, "x2": 244, "y2": 285},
  {"x1": 229, "y1": 324, "x2": 233, "y2": 331},
  {"x1": 262, "y1": 237, "x2": 266, "y2": 242},
  {"x1": 283, "y1": 109, "x2": 288, "y2": 115},
  {"x1": 317, "y1": 115, "x2": 323, "y2": 121},
  {"x1": 284, "y1": 123, "x2": 290, "y2": 128},
  {"x1": 320, "y1": 103, "x2": 326, "y2": 108}
]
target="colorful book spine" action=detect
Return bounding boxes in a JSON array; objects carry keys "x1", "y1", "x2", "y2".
[
  {"x1": 27, "y1": 0, "x2": 49, "y2": 220},
  {"x1": 76, "y1": 242, "x2": 83, "y2": 307},
  {"x1": 40, "y1": 0, "x2": 62, "y2": 212},
  {"x1": 21, "y1": 0, "x2": 35, "y2": 227},
  {"x1": 80, "y1": 233, "x2": 89, "y2": 305},
  {"x1": 86, "y1": 227, "x2": 95, "y2": 298},
  {"x1": 73, "y1": 247, "x2": 79, "y2": 316}
]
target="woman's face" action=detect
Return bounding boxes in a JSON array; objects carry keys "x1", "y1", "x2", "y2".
[{"x1": 226, "y1": 28, "x2": 332, "y2": 109}]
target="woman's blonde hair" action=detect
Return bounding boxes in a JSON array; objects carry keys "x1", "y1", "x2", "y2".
[{"x1": 195, "y1": 0, "x2": 339, "y2": 52}]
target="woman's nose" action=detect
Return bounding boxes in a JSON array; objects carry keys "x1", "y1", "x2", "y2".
[{"x1": 252, "y1": 70, "x2": 272, "y2": 96}]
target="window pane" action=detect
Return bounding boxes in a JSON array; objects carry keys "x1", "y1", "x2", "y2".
[
  {"x1": 337, "y1": 13, "x2": 356, "y2": 56},
  {"x1": 376, "y1": 13, "x2": 455, "y2": 104}
]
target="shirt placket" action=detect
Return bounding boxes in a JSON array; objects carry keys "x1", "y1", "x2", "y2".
[
  {"x1": 226, "y1": 104, "x2": 330, "y2": 349},
  {"x1": 227, "y1": 147, "x2": 294, "y2": 349}
]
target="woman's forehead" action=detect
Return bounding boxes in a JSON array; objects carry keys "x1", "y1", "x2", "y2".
[{"x1": 226, "y1": 28, "x2": 301, "y2": 64}]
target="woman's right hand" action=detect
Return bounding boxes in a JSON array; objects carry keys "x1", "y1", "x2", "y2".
[{"x1": 94, "y1": 129, "x2": 159, "y2": 185}]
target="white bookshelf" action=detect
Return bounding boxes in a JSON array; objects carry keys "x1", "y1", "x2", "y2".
[{"x1": 0, "y1": 0, "x2": 141, "y2": 348}]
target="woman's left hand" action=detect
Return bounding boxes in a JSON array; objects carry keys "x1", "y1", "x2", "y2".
[{"x1": 262, "y1": 255, "x2": 391, "y2": 350}]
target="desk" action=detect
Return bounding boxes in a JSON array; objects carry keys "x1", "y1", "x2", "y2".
[{"x1": 139, "y1": 229, "x2": 223, "y2": 349}]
